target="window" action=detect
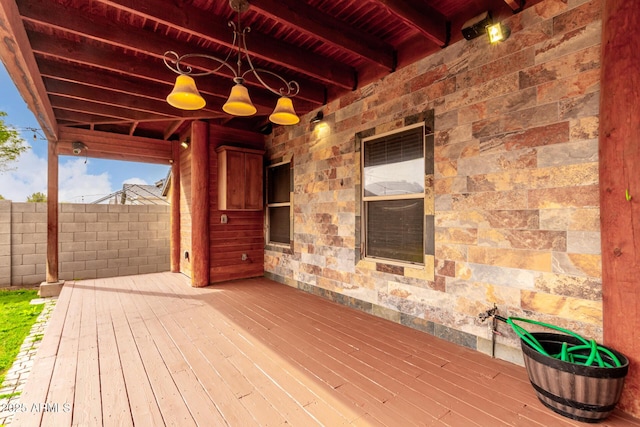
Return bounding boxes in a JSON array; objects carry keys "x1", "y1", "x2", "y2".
[
  {"x1": 266, "y1": 161, "x2": 291, "y2": 245},
  {"x1": 362, "y1": 124, "x2": 425, "y2": 264}
]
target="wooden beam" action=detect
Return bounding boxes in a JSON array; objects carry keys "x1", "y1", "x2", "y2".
[
  {"x1": 600, "y1": 0, "x2": 640, "y2": 418},
  {"x1": 249, "y1": 0, "x2": 394, "y2": 72},
  {"x1": 170, "y1": 141, "x2": 181, "y2": 273},
  {"x1": 49, "y1": 94, "x2": 173, "y2": 123},
  {"x1": 377, "y1": 0, "x2": 449, "y2": 46},
  {"x1": 20, "y1": 0, "x2": 336, "y2": 100},
  {"x1": 56, "y1": 127, "x2": 172, "y2": 164},
  {"x1": 503, "y1": 0, "x2": 524, "y2": 12},
  {"x1": 46, "y1": 140, "x2": 58, "y2": 283},
  {"x1": 164, "y1": 120, "x2": 186, "y2": 140},
  {"x1": 190, "y1": 121, "x2": 210, "y2": 287},
  {"x1": 0, "y1": 0, "x2": 58, "y2": 140},
  {"x1": 28, "y1": 30, "x2": 319, "y2": 109},
  {"x1": 97, "y1": 0, "x2": 355, "y2": 91}
]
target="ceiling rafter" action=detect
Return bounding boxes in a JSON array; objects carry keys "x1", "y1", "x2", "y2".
[
  {"x1": 95, "y1": 0, "x2": 356, "y2": 90},
  {"x1": 248, "y1": 0, "x2": 396, "y2": 71},
  {"x1": 378, "y1": 0, "x2": 449, "y2": 46}
]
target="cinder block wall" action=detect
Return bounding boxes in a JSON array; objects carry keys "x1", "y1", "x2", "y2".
[{"x1": 2, "y1": 202, "x2": 170, "y2": 286}]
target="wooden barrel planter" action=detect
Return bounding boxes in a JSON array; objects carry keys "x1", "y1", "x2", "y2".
[{"x1": 521, "y1": 332, "x2": 629, "y2": 423}]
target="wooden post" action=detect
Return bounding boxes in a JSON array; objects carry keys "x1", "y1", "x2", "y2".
[
  {"x1": 170, "y1": 141, "x2": 181, "y2": 273},
  {"x1": 190, "y1": 121, "x2": 210, "y2": 287},
  {"x1": 599, "y1": 0, "x2": 640, "y2": 418},
  {"x1": 46, "y1": 139, "x2": 58, "y2": 283}
]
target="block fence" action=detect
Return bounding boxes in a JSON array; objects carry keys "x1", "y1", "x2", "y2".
[{"x1": 0, "y1": 200, "x2": 170, "y2": 286}]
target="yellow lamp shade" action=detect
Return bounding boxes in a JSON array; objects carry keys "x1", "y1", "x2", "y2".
[
  {"x1": 222, "y1": 83, "x2": 257, "y2": 116},
  {"x1": 269, "y1": 97, "x2": 300, "y2": 125},
  {"x1": 166, "y1": 75, "x2": 206, "y2": 110}
]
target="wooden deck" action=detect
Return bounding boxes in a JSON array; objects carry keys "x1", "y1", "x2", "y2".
[{"x1": 9, "y1": 272, "x2": 640, "y2": 426}]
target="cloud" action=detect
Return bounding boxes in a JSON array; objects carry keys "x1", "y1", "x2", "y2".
[{"x1": 0, "y1": 143, "x2": 115, "y2": 202}]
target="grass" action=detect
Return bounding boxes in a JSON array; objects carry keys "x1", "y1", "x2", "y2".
[{"x1": 0, "y1": 289, "x2": 44, "y2": 386}]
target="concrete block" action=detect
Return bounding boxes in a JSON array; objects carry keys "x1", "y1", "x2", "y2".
[
  {"x1": 73, "y1": 231, "x2": 97, "y2": 242},
  {"x1": 118, "y1": 266, "x2": 139, "y2": 276},
  {"x1": 36, "y1": 222, "x2": 47, "y2": 233},
  {"x1": 128, "y1": 222, "x2": 148, "y2": 231},
  {"x1": 127, "y1": 256, "x2": 148, "y2": 266},
  {"x1": 11, "y1": 244, "x2": 36, "y2": 255},
  {"x1": 13, "y1": 264, "x2": 36, "y2": 276},
  {"x1": 59, "y1": 212, "x2": 75, "y2": 222},
  {"x1": 118, "y1": 248, "x2": 139, "y2": 258},
  {"x1": 86, "y1": 222, "x2": 108, "y2": 232},
  {"x1": 138, "y1": 247, "x2": 158, "y2": 257},
  {"x1": 118, "y1": 231, "x2": 139, "y2": 240},
  {"x1": 23, "y1": 233, "x2": 47, "y2": 244},
  {"x1": 61, "y1": 261, "x2": 87, "y2": 272},
  {"x1": 59, "y1": 232, "x2": 75, "y2": 242},
  {"x1": 13, "y1": 223, "x2": 36, "y2": 234},
  {"x1": 157, "y1": 230, "x2": 170, "y2": 239},
  {"x1": 130, "y1": 205, "x2": 148, "y2": 213},
  {"x1": 11, "y1": 212, "x2": 22, "y2": 223},
  {"x1": 60, "y1": 204, "x2": 86, "y2": 213},
  {"x1": 85, "y1": 204, "x2": 109, "y2": 213},
  {"x1": 36, "y1": 264, "x2": 45, "y2": 274},
  {"x1": 0, "y1": 200, "x2": 11, "y2": 212},
  {"x1": 139, "y1": 264, "x2": 158, "y2": 274},
  {"x1": 107, "y1": 240, "x2": 128, "y2": 250},
  {"x1": 138, "y1": 230, "x2": 157, "y2": 240},
  {"x1": 86, "y1": 259, "x2": 108, "y2": 270},
  {"x1": 10, "y1": 275, "x2": 23, "y2": 285},
  {"x1": 36, "y1": 243, "x2": 47, "y2": 254},
  {"x1": 139, "y1": 213, "x2": 158, "y2": 222},
  {"x1": 35, "y1": 202, "x2": 47, "y2": 213},
  {"x1": 38, "y1": 281, "x2": 64, "y2": 297},
  {"x1": 118, "y1": 213, "x2": 139, "y2": 222},
  {"x1": 107, "y1": 222, "x2": 129, "y2": 232},
  {"x1": 129, "y1": 239, "x2": 148, "y2": 249},
  {"x1": 23, "y1": 213, "x2": 46, "y2": 223},
  {"x1": 86, "y1": 241, "x2": 108, "y2": 251},
  {"x1": 59, "y1": 252, "x2": 74, "y2": 262},
  {"x1": 61, "y1": 222, "x2": 85, "y2": 233},
  {"x1": 61, "y1": 241, "x2": 86, "y2": 252},
  {"x1": 148, "y1": 222, "x2": 167, "y2": 230},
  {"x1": 97, "y1": 213, "x2": 119, "y2": 222},
  {"x1": 97, "y1": 231, "x2": 119, "y2": 241},
  {"x1": 147, "y1": 205, "x2": 169, "y2": 213},
  {"x1": 108, "y1": 204, "x2": 129, "y2": 213},
  {"x1": 0, "y1": 222, "x2": 10, "y2": 234},
  {"x1": 11, "y1": 254, "x2": 22, "y2": 265},
  {"x1": 108, "y1": 258, "x2": 129, "y2": 268},
  {"x1": 74, "y1": 251, "x2": 97, "y2": 261},
  {"x1": 157, "y1": 247, "x2": 170, "y2": 255},
  {"x1": 12, "y1": 203, "x2": 35, "y2": 213},
  {"x1": 0, "y1": 255, "x2": 10, "y2": 267},
  {"x1": 0, "y1": 266, "x2": 11, "y2": 285},
  {"x1": 22, "y1": 254, "x2": 45, "y2": 265},
  {"x1": 97, "y1": 249, "x2": 119, "y2": 260},
  {"x1": 74, "y1": 213, "x2": 97, "y2": 223},
  {"x1": 0, "y1": 244, "x2": 10, "y2": 257},
  {"x1": 148, "y1": 255, "x2": 168, "y2": 265},
  {"x1": 22, "y1": 274, "x2": 45, "y2": 286},
  {"x1": 148, "y1": 239, "x2": 167, "y2": 248}
]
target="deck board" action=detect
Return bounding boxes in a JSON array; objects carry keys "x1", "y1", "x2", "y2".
[{"x1": 11, "y1": 272, "x2": 640, "y2": 427}]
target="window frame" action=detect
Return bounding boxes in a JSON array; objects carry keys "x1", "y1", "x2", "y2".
[
  {"x1": 361, "y1": 122, "x2": 426, "y2": 266},
  {"x1": 265, "y1": 159, "x2": 292, "y2": 247}
]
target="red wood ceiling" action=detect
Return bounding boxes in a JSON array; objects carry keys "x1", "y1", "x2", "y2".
[{"x1": 8, "y1": 0, "x2": 533, "y2": 145}]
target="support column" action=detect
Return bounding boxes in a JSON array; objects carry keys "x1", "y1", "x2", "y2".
[
  {"x1": 599, "y1": 0, "x2": 640, "y2": 418},
  {"x1": 190, "y1": 121, "x2": 210, "y2": 287},
  {"x1": 40, "y1": 139, "x2": 63, "y2": 297},
  {"x1": 170, "y1": 141, "x2": 181, "y2": 273}
]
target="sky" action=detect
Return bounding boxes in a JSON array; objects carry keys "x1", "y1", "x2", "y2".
[{"x1": 0, "y1": 65, "x2": 170, "y2": 203}]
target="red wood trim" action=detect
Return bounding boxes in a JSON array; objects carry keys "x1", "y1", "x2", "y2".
[
  {"x1": 170, "y1": 141, "x2": 181, "y2": 273},
  {"x1": 600, "y1": 0, "x2": 640, "y2": 418},
  {"x1": 46, "y1": 140, "x2": 58, "y2": 283},
  {"x1": 190, "y1": 121, "x2": 210, "y2": 287}
]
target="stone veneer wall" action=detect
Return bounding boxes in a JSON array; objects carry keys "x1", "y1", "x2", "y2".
[
  {"x1": 264, "y1": 0, "x2": 602, "y2": 364},
  {"x1": 0, "y1": 201, "x2": 170, "y2": 286}
]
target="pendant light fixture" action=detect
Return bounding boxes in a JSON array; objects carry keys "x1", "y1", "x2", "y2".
[{"x1": 163, "y1": 0, "x2": 300, "y2": 125}]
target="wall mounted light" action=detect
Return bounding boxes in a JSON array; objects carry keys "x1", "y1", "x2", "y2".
[
  {"x1": 181, "y1": 138, "x2": 190, "y2": 149},
  {"x1": 163, "y1": 0, "x2": 300, "y2": 125},
  {"x1": 310, "y1": 110, "x2": 324, "y2": 124},
  {"x1": 487, "y1": 23, "x2": 508, "y2": 43},
  {"x1": 462, "y1": 11, "x2": 493, "y2": 40}
]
